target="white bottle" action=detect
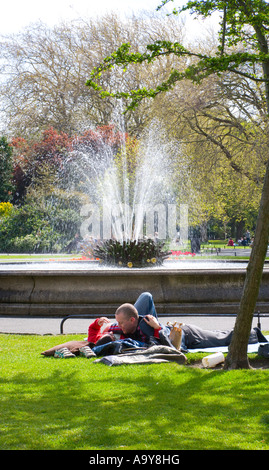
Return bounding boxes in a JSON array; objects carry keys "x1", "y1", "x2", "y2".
[{"x1": 202, "y1": 352, "x2": 225, "y2": 368}]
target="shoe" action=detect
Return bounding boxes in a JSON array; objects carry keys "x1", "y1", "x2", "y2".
[
  {"x1": 79, "y1": 346, "x2": 96, "y2": 358},
  {"x1": 254, "y1": 327, "x2": 268, "y2": 343},
  {"x1": 258, "y1": 343, "x2": 269, "y2": 358},
  {"x1": 54, "y1": 347, "x2": 76, "y2": 358}
]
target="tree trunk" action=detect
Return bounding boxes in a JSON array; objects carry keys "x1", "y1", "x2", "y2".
[
  {"x1": 235, "y1": 219, "x2": 245, "y2": 241},
  {"x1": 223, "y1": 14, "x2": 269, "y2": 369},
  {"x1": 224, "y1": 160, "x2": 269, "y2": 369}
]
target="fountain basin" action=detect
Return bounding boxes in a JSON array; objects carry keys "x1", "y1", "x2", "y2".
[{"x1": 1, "y1": 261, "x2": 269, "y2": 316}]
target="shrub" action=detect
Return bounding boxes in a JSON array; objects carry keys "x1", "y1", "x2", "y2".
[
  {"x1": 0, "y1": 202, "x2": 13, "y2": 218},
  {"x1": 82, "y1": 237, "x2": 171, "y2": 267},
  {"x1": 0, "y1": 202, "x2": 82, "y2": 253}
]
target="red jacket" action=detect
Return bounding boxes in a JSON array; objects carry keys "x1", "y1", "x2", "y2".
[{"x1": 87, "y1": 319, "x2": 111, "y2": 343}]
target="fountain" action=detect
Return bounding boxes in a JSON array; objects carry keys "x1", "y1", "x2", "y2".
[
  {"x1": 67, "y1": 121, "x2": 178, "y2": 267},
  {"x1": 1, "y1": 121, "x2": 269, "y2": 317}
]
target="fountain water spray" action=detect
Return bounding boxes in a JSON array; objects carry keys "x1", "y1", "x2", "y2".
[{"x1": 64, "y1": 119, "x2": 188, "y2": 266}]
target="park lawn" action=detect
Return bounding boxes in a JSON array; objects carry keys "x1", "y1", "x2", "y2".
[
  {"x1": 0, "y1": 334, "x2": 268, "y2": 451},
  {"x1": 0, "y1": 253, "x2": 73, "y2": 261}
]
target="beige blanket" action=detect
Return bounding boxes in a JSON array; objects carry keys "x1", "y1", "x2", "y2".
[{"x1": 93, "y1": 345, "x2": 187, "y2": 366}]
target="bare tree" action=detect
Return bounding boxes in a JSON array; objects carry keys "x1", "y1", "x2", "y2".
[{"x1": 0, "y1": 12, "x2": 186, "y2": 137}]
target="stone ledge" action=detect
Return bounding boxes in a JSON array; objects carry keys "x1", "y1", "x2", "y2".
[{"x1": 1, "y1": 268, "x2": 269, "y2": 316}]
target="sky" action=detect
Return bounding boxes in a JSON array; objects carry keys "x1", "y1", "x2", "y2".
[
  {"x1": 1, "y1": 0, "x2": 176, "y2": 34},
  {"x1": 1, "y1": 0, "x2": 220, "y2": 36}
]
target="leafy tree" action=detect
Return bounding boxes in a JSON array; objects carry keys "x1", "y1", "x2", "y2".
[
  {"x1": 178, "y1": 108, "x2": 263, "y2": 239},
  {"x1": 0, "y1": 137, "x2": 14, "y2": 202},
  {"x1": 185, "y1": 143, "x2": 261, "y2": 240},
  {"x1": 156, "y1": 72, "x2": 268, "y2": 185},
  {"x1": 11, "y1": 128, "x2": 72, "y2": 203},
  {"x1": 87, "y1": 0, "x2": 269, "y2": 369}
]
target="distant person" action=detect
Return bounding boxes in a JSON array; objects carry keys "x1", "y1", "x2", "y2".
[
  {"x1": 241, "y1": 237, "x2": 248, "y2": 246},
  {"x1": 227, "y1": 238, "x2": 234, "y2": 246},
  {"x1": 64, "y1": 233, "x2": 81, "y2": 253},
  {"x1": 191, "y1": 237, "x2": 200, "y2": 253}
]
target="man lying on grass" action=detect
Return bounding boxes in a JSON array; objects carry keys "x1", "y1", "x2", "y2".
[{"x1": 41, "y1": 292, "x2": 268, "y2": 359}]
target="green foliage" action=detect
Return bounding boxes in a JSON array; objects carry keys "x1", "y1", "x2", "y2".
[
  {"x1": 11, "y1": 233, "x2": 53, "y2": 253},
  {"x1": 0, "y1": 196, "x2": 82, "y2": 253},
  {"x1": 82, "y1": 238, "x2": 171, "y2": 267},
  {"x1": 0, "y1": 137, "x2": 15, "y2": 202},
  {"x1": 86, "y1": 1, "x2": 269, "y2": 110}
]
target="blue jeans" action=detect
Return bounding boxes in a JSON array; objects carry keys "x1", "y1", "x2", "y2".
[
  {"x1": 134, "y1": 292, "x2": 171, "y2": 338},
  {"x1": 134, "y1": 292, "x2": 158, "y2": 318}
]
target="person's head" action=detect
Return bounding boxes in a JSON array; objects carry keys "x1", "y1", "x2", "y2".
[{"x1": 115, "y1": 303, "x2": 139, "y2": 334}]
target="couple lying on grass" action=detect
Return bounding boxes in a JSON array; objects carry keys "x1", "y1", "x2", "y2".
[{"x1": 41, "y1": 291, "x2": 268, "y2": 359}]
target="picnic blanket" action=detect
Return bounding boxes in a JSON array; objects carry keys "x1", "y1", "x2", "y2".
[
  {"x1": 93, "y1": 336, "x2": 269, "y2": 366},
  {"x1": 93, "y1": 345, "x2": 187, "y2": 366},
  {"x1": 186, "y1": 335, "x2": 269, "y2": 354}
]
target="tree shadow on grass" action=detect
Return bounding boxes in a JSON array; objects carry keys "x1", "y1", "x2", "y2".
[{"x1": 0, "y1": 361, "x2": 268, "y2": 450}]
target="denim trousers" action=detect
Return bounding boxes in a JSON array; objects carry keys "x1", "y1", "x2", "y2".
[
  {"x1": 134, "y1": 292, "x2": 158, "y2": 318},
  {"x1": 134, "y1": 292, "x2": 171, "y2": 339}
]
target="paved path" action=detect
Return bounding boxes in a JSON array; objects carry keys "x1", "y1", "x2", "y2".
[{"x1": 1, "y1": 314, "x2": 268, "y2": 336}]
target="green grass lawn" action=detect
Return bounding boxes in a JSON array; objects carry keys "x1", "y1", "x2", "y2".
[
  {"x1": 0, "y1": 334, "x2": 268, "y2": 451},
  {"x1": 0, "y1": 253, "x2": 73, "y2": 261}
]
